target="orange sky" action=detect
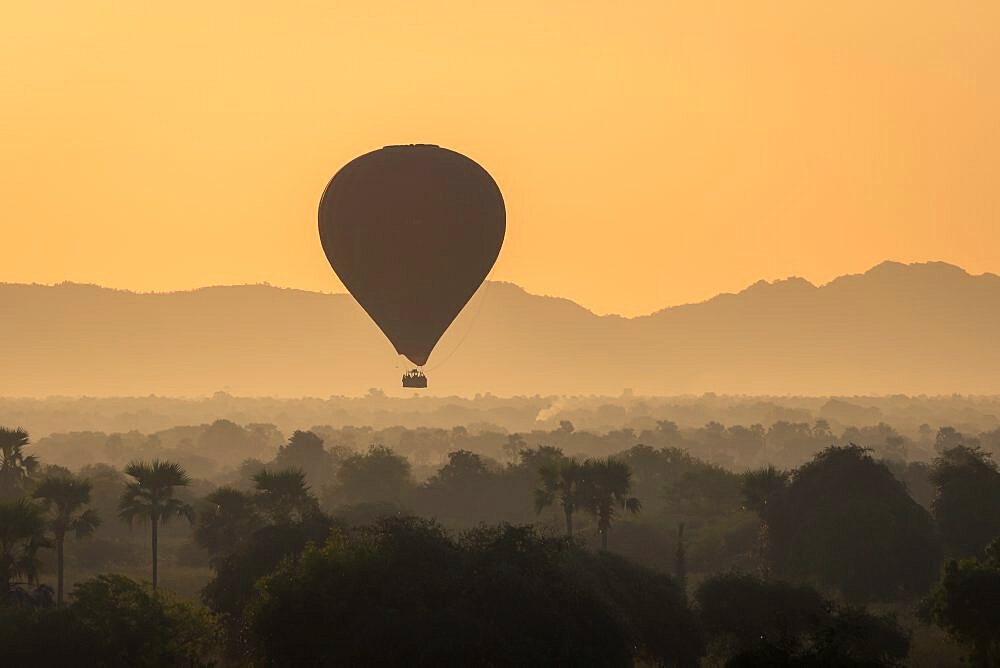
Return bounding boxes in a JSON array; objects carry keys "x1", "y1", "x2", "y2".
[{"x1": 2, "y1": 1, "x2": 998, "y2": 316}]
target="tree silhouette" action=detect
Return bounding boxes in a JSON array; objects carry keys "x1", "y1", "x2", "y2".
[
  {"x1": 0, "y1": 427, "x2": 39, "y2": 501},
  {"x1": 518, "y1": 445, "x2": 566, "y2": 474},
  {"x1": 421, "y1": 450, "x2": 501, "y2": 524},
  {"x1": 32, "y1": 475, "x2": 100, "y2": 604},
  {"x1": 0, "y1": 498, "x2": 50, "y2": 598},
  {"x1": 767, "y1": 445, "x2": 941, "y2": 601},
  {"x1": 741, "y1": 465, "x2": 789, "y2": 575},
  {"x1": 535, "y1": 458, "x2": 585, "y2": 537},
  {"x1": 118, "y1": 460, "x2": 194, "y2": 589},
  {"x1": 329, "y1": 444, "x2": 412, "y2": 507},
  {"x1": 242, "y1": 518, "x2": 698, "y2": 666},
  {"x1": 429, "y1": 449, "x2": 494, "y2": 487},
  {"x1": 920, "y1": 537, "x2": 1000, "y2": 667},
  {"x1": 201, "y1": 515, "x2": 334, "y2": 637},
  {"x1": 0, "y1": 574, "x2": 220, "y2": 665},
  {"x1": 252, "y1": 468, "x2": 317, "y2": 524},
  {"x1": 502, "y1": 433, "x2": 526, "y2": 464},
  {"x1": 580, "y1": 458, "x2": 641, "y2": 550},
  {"x1": 273, "y1": 430, "x2": 337, "y2": 490},
  {"x1": 697, "y1": 571, "x2": 909, "y2": 664},
  {"x1": 193, "y1": 486, "x2": 262, "y2": 565},
  {"x1": 674, "y1": 522, "x2": 687, "y2": 594},
  {"x1": 930, "y1": 445, "x2": 1000, "y2": 558},
  {"x1": 741, "y1": 465, "x2": 789, "y2": 515},
  {"x1": 697, "y1": 571, "x2": 829, "y2": 658},
  {"x1": 935, "y1": 426, "x2": 969, "y2": 453}
]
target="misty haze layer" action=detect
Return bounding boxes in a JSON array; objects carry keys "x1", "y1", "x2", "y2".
[{"x1": 3, "y1": 261, "x2": 999, "y2": 397}]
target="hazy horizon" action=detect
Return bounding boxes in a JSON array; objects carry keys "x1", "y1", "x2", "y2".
[
  {"x1": 5, "y1": 257, "x2": 996, "y2": 319},
  {"x1": 6, "y1": 258, "x2": 1000, "y2": 397}
]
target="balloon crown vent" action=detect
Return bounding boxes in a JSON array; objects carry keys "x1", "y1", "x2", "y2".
[{"x1": 383, "y1": 143, "x2": 440, "y2": 149}]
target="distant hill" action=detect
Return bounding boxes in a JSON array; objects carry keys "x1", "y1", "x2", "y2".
[{"x1": 3, "y1": 261, "x2": 999, "y2": 396}]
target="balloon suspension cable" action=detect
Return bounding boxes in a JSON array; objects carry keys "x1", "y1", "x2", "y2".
[{"x1": 424, "y1": 281, "x2": 491, "y2": 372}]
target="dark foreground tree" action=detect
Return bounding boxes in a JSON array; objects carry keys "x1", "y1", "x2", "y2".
[
  {"x1": 535, "y1": 458, "x2": 584, "y2": 537},
  {"x1": 0, "y1": 427, "x2": 39, "y2": 501},
  {"x1": 930, "y1": 445, "x2": 1000, "y2": 558},
  {"x1": 0, "y1": 574, "x2": 219, "y2": 666},
  {"x1": 698, "y1": 572, "x2": 828, "y2": 657},
  {"x1": 252, "y1": 468, "x2": 318, "y2": 523},
  {"x1": 740, "y1": 465, "x2": 789, "y2": 516},
  {"x1": 33, "y1": 474, "x2": 100, "y2": 604},
  {"x1": 563, "y1": 546, "x2": 703, "y2": 666},
  {"x1": 580, "y1": 458, "x2": 641, "y2": 550},
  {"x1": 193, "y1": 486, "x2": 263, "y2": 565},
  {"x1": 920, "y1": 537, "x2": 1000, "y2": 667},
  {"x1": 241, "y1": 518, "x2": 702, "y2": 666},
  {"x1": 201, "y1": 512, "x2": 334, "y2": 630},
  {"x1": 766, "y1": 445, "x2": 941, "y2": 600},
  {"x1": 118, "y1": 460, "x2": 195, "y2": 589},
  {"x1": 740, "y1": 465, "x2": 789, "y2": 575},
  {"x1": 804, "y1": 606, "x2": 911, "y2": 667},
  {"x1": 0, "y1": 498, "x2": 50, "y2": 600},
  {"x1": 697, "y1": 572, "x2": 909, "y2": 666}
]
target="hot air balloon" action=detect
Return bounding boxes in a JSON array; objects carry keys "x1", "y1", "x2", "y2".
[{"x1": 318, "y1": 145, "x2": 505, "y2": 388}]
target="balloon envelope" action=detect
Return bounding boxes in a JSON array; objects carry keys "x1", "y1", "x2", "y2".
[{"x1": 318, "y1": 145, "x2": 505, "y2": 366}]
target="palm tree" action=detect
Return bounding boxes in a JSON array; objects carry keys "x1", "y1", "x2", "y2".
[
  {"x1": 33, "y1": 475, "x2": 101, "y2": 604},
  {"x1": 252, "y1": 469, "x2": 317, "y2": 524},
  {"x1": 118, "y1": 460, "x2": 194, "y2": 589},
  {"x1": 0, "y1": 498, "x2": 51, "y2": 598},
  {"x1": 535, "y1": 459, "x2": 585, "y2": 537},
  {"x1": 0, "y1": 427, "x2": 39, "y2": 500},
  {"x1": 740, "y1": 465, "x2": 789, "y2": 576},
  {"x1": 194, "y1": 486, "x2": 262, "y2": 564},
  {"x1": 580, "y1": 458, "x2": 641, "y2": 550},
  {"x1": 740, "y1": 465, "x2": 789, "y2": 515}
]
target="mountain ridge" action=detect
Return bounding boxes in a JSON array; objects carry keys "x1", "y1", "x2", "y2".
[
  {"x1": 3, "y1": 261, "x2": 998, "y2": 397},
  {"x1": 7, "y1": 260, "x2": 994, "y2": 319}
]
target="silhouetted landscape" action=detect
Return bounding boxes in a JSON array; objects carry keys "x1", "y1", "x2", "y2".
[
  {"x1": 4, "y1": 384, "x2": 1000, "y2": 664},
  {"x1": 7, "y1": 1, "x2": 1000, "y2": 664},
  {"x1": 5, "y1": 264, "x2": 1000, "y2": 665}
]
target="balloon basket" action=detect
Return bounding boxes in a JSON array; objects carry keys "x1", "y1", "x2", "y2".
[{"x1": 402, "y1": 369, "x2": 428, "y2": 389}]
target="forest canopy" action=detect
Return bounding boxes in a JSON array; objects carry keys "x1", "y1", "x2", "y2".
[{"x1": 3, "y1": 396, "x2": 1000, "y2": 665}]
